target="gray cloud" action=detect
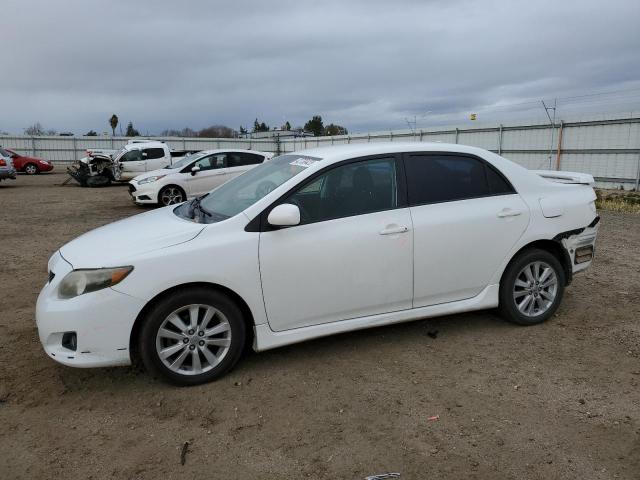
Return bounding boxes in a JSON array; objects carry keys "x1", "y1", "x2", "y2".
[{"x1": 2, "y1": 0, "x2": 640, "y2": 135}]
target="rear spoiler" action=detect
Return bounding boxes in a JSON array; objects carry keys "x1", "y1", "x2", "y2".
[{"x1": 532, "y1": 170, "x2": 594, "y2": 185}]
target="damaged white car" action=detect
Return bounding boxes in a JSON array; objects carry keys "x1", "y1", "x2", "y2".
[
  {"x1": 37, "y1": 143, "x2": 599, "y2": 386},
  {"x1": 67, "y1": 141, "x2": 198, "y2": 187}
]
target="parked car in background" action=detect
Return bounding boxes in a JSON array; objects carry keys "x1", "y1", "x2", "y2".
[
  {"x1": 36, "y1": 143, "x2": 600, "y2": 386},
  {"x1": 0, "y1": 151, "x2": 17, "y2": 182},
  {"x1": 129, "y1": 149, "x2": 273, "y2": 206},
  {"x1": 0, "y1": 147, "x2": 54, "y2": 174}
]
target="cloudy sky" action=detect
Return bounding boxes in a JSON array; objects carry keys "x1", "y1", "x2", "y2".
[{"x1": 3, "y1": 0, "x2": 640, "y2": 135}]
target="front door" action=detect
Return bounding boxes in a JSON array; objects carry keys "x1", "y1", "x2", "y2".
[
  {"x1": 183, "y1": 153, "x2": 230, "y2": 197},
  {"x1": 118, "y1": 148, "x2": 145, "y2": 180},
  {"x1": 259, "y1": 155, "x2": 413, "y2": 332}
]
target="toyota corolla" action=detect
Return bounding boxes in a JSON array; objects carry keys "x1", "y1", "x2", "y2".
[{"x1": 36, "y1": 143, "x2": 599, "y2": 385}]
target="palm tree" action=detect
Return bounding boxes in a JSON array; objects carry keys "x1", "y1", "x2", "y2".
[{"x1": 109, "y1": 114, "x2": 119, "y2": 136}]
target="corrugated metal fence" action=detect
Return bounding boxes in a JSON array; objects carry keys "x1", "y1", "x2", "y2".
[{"x1": 2, "y1": 115, "x2": 639, "y2": 189}]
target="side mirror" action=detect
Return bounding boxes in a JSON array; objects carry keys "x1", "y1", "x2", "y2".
[
  {"x1": 267, "y1": 204, "x2": 300, "y2": 227},
  {"x1": 191, "y1": 165, "x2": 201, "y2": 176}
]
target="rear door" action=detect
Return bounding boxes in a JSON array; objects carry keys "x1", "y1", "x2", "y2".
[
  {"x1": 142, "y1": 147, "x2": 169, "y2": 171},
  {"x1": 405, "y1": 153, "x2": 530, "y2": 307},
  {"x1": 226, "y1": 152, "x2": 265, "y2": 179}
]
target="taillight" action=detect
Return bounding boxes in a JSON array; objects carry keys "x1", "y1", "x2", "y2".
[{"x1": 0, "y1": 159, "x2": 6, "y2": 166}]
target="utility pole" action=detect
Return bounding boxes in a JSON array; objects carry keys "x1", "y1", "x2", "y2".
[{"x1": 541, "y1": 99, "x2": 557, "y2": 170}]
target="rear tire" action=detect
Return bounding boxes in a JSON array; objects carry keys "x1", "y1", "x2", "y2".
[
  {"x1": 499, "y1": 248, "x2": 565, "y2": 326},
  {"x1": 24, "y1": 163, "x2": 38, "y2": 175},
  {"x1": 139, "y1": 287, "x2": 246, "y2": 386}
]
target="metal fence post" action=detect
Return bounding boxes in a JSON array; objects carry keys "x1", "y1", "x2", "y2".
[
  {"x1": 635, "y1": 153, "x2": 640, "y2": 191},
  {"x1": 419, "y1": 129, "x2": 423, "y2": 142},
  {"x1": 31, "y1": 136, "x2": 36, "y2": 156},
  {"x1": 498, "y1": 125, "x2": 503, "y2": 155},
  {"x1": 72, "y1": 136, "x2": 77, "y2": 162},
  {"x1": 555, "y1": 121, "x2": 564, "y2": 171},
  {"x1": 455, "y1": 128, "x2": 459, "y2": 144},
  {"x1": 183, "y1": 137, "x2": 186, "y2": 150}
]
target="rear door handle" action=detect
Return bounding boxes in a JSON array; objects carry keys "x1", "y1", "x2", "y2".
[
  {"x1": 379, "y1": 225, "x2": 408, "y2": 235},
  {"x1": 497, "y1": 208, "x2": 522, "y2": 218}
]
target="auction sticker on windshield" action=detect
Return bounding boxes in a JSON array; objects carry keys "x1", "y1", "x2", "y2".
[{"x1": 289, "y1": 157, "x2": 318, "y2": 168}]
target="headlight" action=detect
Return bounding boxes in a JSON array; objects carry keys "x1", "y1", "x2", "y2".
[
  {"x1": 58, "y1": 266, "x2": 133, "y2": 299},
  {"x1": 138, "y1": 175, "x2": 166, "y2": 184}
]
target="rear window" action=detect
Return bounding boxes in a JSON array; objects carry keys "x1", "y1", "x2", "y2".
[
  {"x1": 404, "y1": 154, "x2": 514, "y2": 205},
  {"x1": 143, "y1": 148, "x2": 165, "y2": 160}
]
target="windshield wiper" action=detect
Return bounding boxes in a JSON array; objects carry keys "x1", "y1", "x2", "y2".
[{"x1": 189, "y1": 194, "x2": 212, "y2": 223}]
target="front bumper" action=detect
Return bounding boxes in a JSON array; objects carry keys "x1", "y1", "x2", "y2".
[
  {"x1": 36, "y1": 252, "x2": 146, "y2": 368},
  {"x1": 129, "y1": 182, "x2": 159, "y2": 205}
]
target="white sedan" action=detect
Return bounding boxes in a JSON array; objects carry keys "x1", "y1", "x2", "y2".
[
  {"x1": 128, "y1": 149, "x2": 273, "y2": 206},
  {"x1": 36, "y1": 143, "x2": 599, "y2": 385}
]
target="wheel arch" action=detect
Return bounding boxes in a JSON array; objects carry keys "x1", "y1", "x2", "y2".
[
  {"x1": 129, "y1": 281, "x2": 255, "y2": 364},
  {"x1": 501, "y1": 239, "x2": 572, "y2": 287}
]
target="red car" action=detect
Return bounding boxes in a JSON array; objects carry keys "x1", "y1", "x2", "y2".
[{"x1": 0, "y1": 147, "x2": 54, "y2": 174}]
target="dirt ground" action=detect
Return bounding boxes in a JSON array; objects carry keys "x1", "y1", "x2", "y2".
[{"x1": 1, "y1": 172, "x2": 639, "y2": 480}]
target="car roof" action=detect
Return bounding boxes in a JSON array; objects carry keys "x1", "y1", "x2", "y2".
[
  {"x1": 291, "y1": 142, "x2": 491, "y2": 163},
  {"x1": 197, "y1": 149, "x2": 270, "y2": 156}
]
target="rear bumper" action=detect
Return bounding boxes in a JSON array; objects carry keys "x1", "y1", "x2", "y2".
[
  {"x1": 559, "y1": 216, "x2": 600, "y2": 274},
  {"x1": 0, "y1": 168, "x2": 17, "y2": 180}
]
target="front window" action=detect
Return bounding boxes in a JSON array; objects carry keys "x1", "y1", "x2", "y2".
[
  {"x1": 166, "y1": 152, "x2": 206, "y2": 170},
  {"x1": 116, "y1": 149, "x2": 143, "y2": 162},
  {"x1": 177, "y1": 154, "x2": 321, "y2": 222},
  {"x1": 284, "y1": 157, "x2": 397, "y2": 224}
]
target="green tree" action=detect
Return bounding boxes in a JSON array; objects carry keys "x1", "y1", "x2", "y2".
[
  {"x1": 239, "y1": 126, "x2": 248, "y2": 135},
  {"x1": 324, "y1": 123, "x2": 348, "y2": 136},
  {"x1": 109, "y1": 114, "x2": 119, "y2": 136},
  {"x1": 304, "y1": 115, "x2": 324, "y2": 136},
  {"x1": 85, "y1": 130, "x2": 98, "y2": 136},
  {"x1": 283, "y1": 121, "x2": 291, "y2": 131},
  {"x1": 125, "y1": 121, "x2": 140, "y2": 137},
  {"x1": 253, "y1": 118, "x2": 269, "y2": 132}
]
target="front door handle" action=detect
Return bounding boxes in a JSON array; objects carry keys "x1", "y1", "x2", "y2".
[
  {"x1": 497, "y1": 208, "x2": 522, "y2": 218},
  {"x1": 379, "y1": 225, "x2": 408, "y2": 235}
]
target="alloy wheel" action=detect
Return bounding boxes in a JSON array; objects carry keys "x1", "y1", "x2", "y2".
[
  {"x1": 25, "y1": 164, "x2": 37, "y2": 174},
  {"x1": 155, "y1": 304, "x2": 231, "y2": 375},
  {"x1": 513, "y1": 261, "x2": 558, "y2": 317},
  {"x1": 160, "y1": 187, "x2": 183, "y2": 205}
]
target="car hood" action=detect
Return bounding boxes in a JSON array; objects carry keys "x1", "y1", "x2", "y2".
[
  {"x1": 60, "y1": 206, "x2": 204, "y2": 268},
  {"x1": 133, "y1": 168, "x2": 174, "y2": 182}
]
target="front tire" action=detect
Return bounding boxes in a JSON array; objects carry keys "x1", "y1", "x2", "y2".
[
  {"x1": 139, "y1": 287, "x2": 246, "y2": 386},
  {"x1": 499, "y1": 248, "x2": 565, "y2": 326},
  {"x1": 159, "y1": 185, "x2": 185, "y2": 206},
  {"x1": 24, "y1": 163, "x2": 38, "y2": 175}
]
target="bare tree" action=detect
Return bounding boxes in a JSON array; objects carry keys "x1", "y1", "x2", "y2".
[{"x1": 24, "y1": 123, "x2": 45, "y2": 136}]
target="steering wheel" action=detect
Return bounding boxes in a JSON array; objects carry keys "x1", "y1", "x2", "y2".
[
  {"x1": 287, "y1": 197, "x2": 310, "y2": 223},
  {"x1": 256, "y1": 180, "x2": 277, "y2": 198}
]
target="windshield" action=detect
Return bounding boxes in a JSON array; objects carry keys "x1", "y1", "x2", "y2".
[
  {"x1": 166, "y1": 152, "x2": 205, "y2": 170},
  {"x1": 113, "y1": 147, "x2": 128, "y2": 161},
  {"x1": 182, "y1": 154, "x2": 321, "y2": 222}
]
